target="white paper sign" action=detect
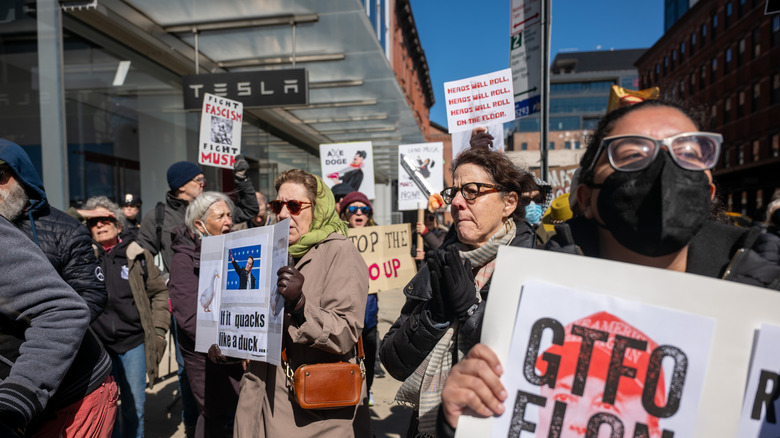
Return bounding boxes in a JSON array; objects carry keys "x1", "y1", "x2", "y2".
[
  {"x1": 444, "y1": 68, "x2": 515, "y2": 134},
  {"x1": 456, "y1": 247, "x2": 780, "y2": 438},
  {"x1": 738, "y1": 323, "x2": 780, "y2": 437},
  {"x1": 397, "y1": 142, "x2": 444, "y2": 211},
  {"x1": 320, "y1": 141, "x2": 375, "y2": 199},
  {"x1": 451, "y1": 123, "x2": 505, "y2": 160},
  {"x1": 491, "y1": 280, "x2": 714, "y2": 438},
  {"x1": 198, "y1": 93, "x2": 243, "y2": 169},
  {"x1": 195, "y1": 219, "x2": 288, "y2": 365}
]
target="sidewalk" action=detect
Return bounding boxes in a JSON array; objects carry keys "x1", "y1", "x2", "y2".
[{"x1": 145, "y1": 287, "x2": 412, "y2": 437}]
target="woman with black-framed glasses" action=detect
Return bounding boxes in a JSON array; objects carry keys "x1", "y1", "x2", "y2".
[
  {"x1": 380, "y1": 148, "x2": 538, "y2": 436},
  {"x1": 437, "y1": 99, "x2": 780, "y2": 438},
  {"x1": 234, "y1": 169, "x2": 371, "y2": 437}
]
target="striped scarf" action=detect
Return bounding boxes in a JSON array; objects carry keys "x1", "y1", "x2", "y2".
[{"x1": 395, "y1": 219, "x2": 517, "y2": 436}]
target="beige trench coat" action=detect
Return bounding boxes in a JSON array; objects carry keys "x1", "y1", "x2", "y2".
[{"x1": 234, "y1": 232, "x2": 371, "y2": 437}]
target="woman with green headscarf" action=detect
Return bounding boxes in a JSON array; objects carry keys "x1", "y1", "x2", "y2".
[{"x1": 233, "y1": 169, "x2": 371, "y2": 437}]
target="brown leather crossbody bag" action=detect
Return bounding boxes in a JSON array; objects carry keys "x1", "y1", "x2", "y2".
[{"x1": 282, "y1": 336, "x2": 365, "y2": 410}]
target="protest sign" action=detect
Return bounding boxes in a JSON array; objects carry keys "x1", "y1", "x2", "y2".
[
  {"x1": 451, "y1": 123, "x2": 505, "y2": 159},
  {"x1": 198, "y1": 92, "x2": 243, "y2": 169},
  {"x1": 444, "y1": 69, "x2": 515, "y2": 134},
  {"x1": 738, "y1": 323, "x2": 780, "y2": 437},
  {"x1": 455, "y1": 247, "x2": 780, "y2": 437},
  {"x1": 347, "y1": 224, "x2": 416, "y2": 293},
  {"x1": 510, "y1": 0, "x2": 542, "y2": 119},
  {"x1": 533, "y1": 164, "x2": 578, "y2": 197},
  {"x1": 492, "y1": 280, "x2": 713, "y2": 437},
  {"x1": 320, "y1": 141, "x2": 375, "y2": 199},
  {"x1": 398, "y1": 142, "x2": 444, "y2": 211},
  {"x1": 195, "y1": 219, "x2": 289, "y2": 366}
]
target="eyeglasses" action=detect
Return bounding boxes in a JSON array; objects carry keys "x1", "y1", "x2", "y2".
[
  {"x1": 346, "y1": 206, "x2": 371, "y2": 215},
  {"x1": 269, "y1": 199, "x2": 312, "y2": 215},
  {"x1": 425, "y1": 215, "x2": 436, "y2": 221},
  {"x1": 440, "y1": 182, "x2": 506, "y2": 204},
  {"x1": 191, "y1": 176, "x2": 206, "y2": 185},
  {"x1": 86, "y1": 216, "x2": 117, "y2": 228},
  {"x1": 588, "y1": 132, "x2": 722, "y2": 174}
]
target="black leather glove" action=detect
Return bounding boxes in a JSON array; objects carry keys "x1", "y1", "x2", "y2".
[
  {"x1": 440, "y1": 246, "x2": 479, "y2": 322},
  {"x1": 233, "y1": 154, "x2": 250, "y2": 181},
  {"x1": 425, "y1": 250, "x2": 449, "y2": 323},
  {"x1": 277, "y1": 265, "x2": 306, "y2": 312}
]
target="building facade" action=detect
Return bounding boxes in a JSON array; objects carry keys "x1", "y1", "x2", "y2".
[
  {"x1": 636, "y1": 0, "x2": 780, "y2": 219},
  {"x1": 0, "y1": 0, "x2": 432, "y2": 217}
]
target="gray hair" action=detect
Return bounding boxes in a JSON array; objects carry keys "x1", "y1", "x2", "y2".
[
  {"x1": 84, "y1": 196, "x2": 125, "y2": 231},
  {"x1": 185, "y1": 191, "x2": 234, "y2": 237}
]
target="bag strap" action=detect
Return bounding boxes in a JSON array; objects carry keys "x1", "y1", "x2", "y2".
[{"x1": 154, "y1": 201, "x2": 165, "y2": 253}]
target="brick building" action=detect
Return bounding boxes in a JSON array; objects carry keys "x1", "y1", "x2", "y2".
[{"x1": 636, "y1": 0, "x2": 780, "y2": 218}]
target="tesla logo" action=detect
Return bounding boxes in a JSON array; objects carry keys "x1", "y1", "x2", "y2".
[{"x1": 182, "y1": 69, "x2": 308, "y2": 109}]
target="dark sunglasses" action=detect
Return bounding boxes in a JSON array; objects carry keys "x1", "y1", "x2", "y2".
[
  {"x1": 269, "y1": 199, "x2": 312, "y2": 215},
  {"x1": 425, "y1": 215, "x2": 436, "y2": 221},
  {"x1": 346, "y1": 206, "x2": 371, "y2": 215},
  {"x1": 86, "y1": 216, "x2": 117, "y2": 227},
  {"x1": 0, "y1": 166, "x2": 11, "y2": 180}
]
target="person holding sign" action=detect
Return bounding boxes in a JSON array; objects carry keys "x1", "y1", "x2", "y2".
[
  {"x1": 380, "y1": 148, "x2": 538, "y2": 436},
  {"x1": 436, "y1": 99, "x2": 780, "y2": 437},
  {"x1": 233, "y1": 170, "x2": 371, "y2": 437},
  {"x1": 229, "y1": 249, "x2": 256, "y2": 289},
  {"x1": 168, "y1": 192, "x2": 244, "y2": 438}
]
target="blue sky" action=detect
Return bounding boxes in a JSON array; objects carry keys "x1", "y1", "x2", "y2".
[{"x1": 410, "y1": 0, "x2": 665, "y2": 127}]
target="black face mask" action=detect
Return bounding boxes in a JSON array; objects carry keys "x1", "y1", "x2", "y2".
[{"x1": 592, "y1": 151, "x2": 712, "y2": 257}]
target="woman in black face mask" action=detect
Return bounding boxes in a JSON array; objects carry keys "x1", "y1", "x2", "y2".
[{"x1": 433, "y1": 100, "x2": 780, "y2": 438}]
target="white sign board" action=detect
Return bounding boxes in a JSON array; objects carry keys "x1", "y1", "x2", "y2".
[
  {"x1": 444, "y1": 68, "x2": 515, "y2": 134},
  {"x1": 198, "y1": 92, "x2": 243, "y2": 169},
  {"x1": 455, "y1": 247, "x2": 780, "y2": 438},
  {"x1": 511, "y1": 0, "x2": 541, "y2": 33},
  {"x1": 491, "y1": 280, "x2": 714, "y2": 437},
  {"x1": 320, "y1": 141, "x2": 375, "y2": 199},
  {"x1": 738, "y1": 323, "x2": 780, "y2": 437},
  {"x1": 510, "y1": 20, "x2": 542, "y2": 119},
  {"x1": 397, "y1": 142, "x2": 444, "y2": 211},
  {"x1": 451, "y1": 123, "x2": 505, "y2": 160},
  {"x1": 195, "y1": 219, "x2": 289, "y2": 366}
]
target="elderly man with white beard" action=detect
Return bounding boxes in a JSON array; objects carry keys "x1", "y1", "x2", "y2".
[{"x1": 0, "y1": 138, "x2": 117, "y2": 437}]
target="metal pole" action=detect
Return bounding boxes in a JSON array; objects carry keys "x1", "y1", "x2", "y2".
[
  {"x1": 539, "y1": 0, "x2": 551, "y2": 182},
  {"x1": 291, "y1": 22, "x2": 297, "y2": 68},
  {"x1": 193, "y1": 28, "x2": 199, "y2": 74},
  {"x1": 37, "y1": 0, "x2": 68, "y2": 209}
]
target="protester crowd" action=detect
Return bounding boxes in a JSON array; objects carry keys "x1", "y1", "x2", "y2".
[{"x1": 1, "y1": 97, "x2": 780, "y2": 438}]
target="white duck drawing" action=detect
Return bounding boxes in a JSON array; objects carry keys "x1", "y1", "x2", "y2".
[{"x1": 200, "y1": 271, "x2": 220, "y2": 312}]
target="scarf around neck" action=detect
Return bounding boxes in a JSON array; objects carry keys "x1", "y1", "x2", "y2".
[{"x1": 288, "y1": 175, "x2": 349, "y2": 258}]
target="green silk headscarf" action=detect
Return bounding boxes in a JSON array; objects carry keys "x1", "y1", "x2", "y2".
[{"x1": 288, "y1": 175, "x2": 349, "y2": 258}]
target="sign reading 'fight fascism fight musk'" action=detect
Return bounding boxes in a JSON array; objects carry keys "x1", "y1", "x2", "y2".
[{"x1": 198, "y1": 93, "x2": 242, "y2": 169}]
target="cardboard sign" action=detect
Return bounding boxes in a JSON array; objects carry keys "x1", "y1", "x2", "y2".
[
  {"x1": 398, "y1": 142, "x2": 444, "y2": 211},
  {"x1": 451, "y1": 123, "x2": 505, "y2": 160},
  {"x1": 320, "y1": 141, "x2": 375, "y2": 199},
  {"x1": 195, "y1": 219, "x2": 289, "y2": 365},
  {"x1": 492, "y1": 280, "x2": 714, "y2": 437},
  {"x1": 456, "y1": 247, "x2": 780, "y2": 437},
  {"x1": 198, "y1": 93, "x2": 243, "y2": 169},
  {"x1": 444, "y1": 69, "x2": 515, "y2": 134},
  {"x1": 347, "y1": 224, "x2": 416, "y2": 294},
  {"x1": 738, "y1": 323, "x2": 780, "y2": 436}
]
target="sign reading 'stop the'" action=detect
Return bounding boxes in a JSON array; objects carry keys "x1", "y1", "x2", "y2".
[{"x1": 182, "y1": 69, "x2": 308, "y2": 110}]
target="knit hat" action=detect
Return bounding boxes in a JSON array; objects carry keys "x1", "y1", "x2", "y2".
[
  {"x1": 339, "y1": 191, "x2": 372, "y2": 215},
  {"x1": 167, "y1": 161, "x2": 202, "y2": 190}
]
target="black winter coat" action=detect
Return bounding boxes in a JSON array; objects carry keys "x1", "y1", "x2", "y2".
[{"x1": 380, "y1": 218, "x2": 537, "y2": 381}]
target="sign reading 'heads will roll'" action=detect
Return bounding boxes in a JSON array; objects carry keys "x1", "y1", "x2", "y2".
[{"x1": 444, "y1": 68, "x2": 516, "y2": 134}]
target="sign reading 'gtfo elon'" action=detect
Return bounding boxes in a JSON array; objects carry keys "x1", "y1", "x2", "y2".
[{"x1": 182, "y1": 69, "x2": 308, "y2": 110}]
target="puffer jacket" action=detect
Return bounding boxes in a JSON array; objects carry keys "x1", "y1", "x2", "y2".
[{"x1": 380, "y1": 218, "x2": 537, "y2": 381}]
